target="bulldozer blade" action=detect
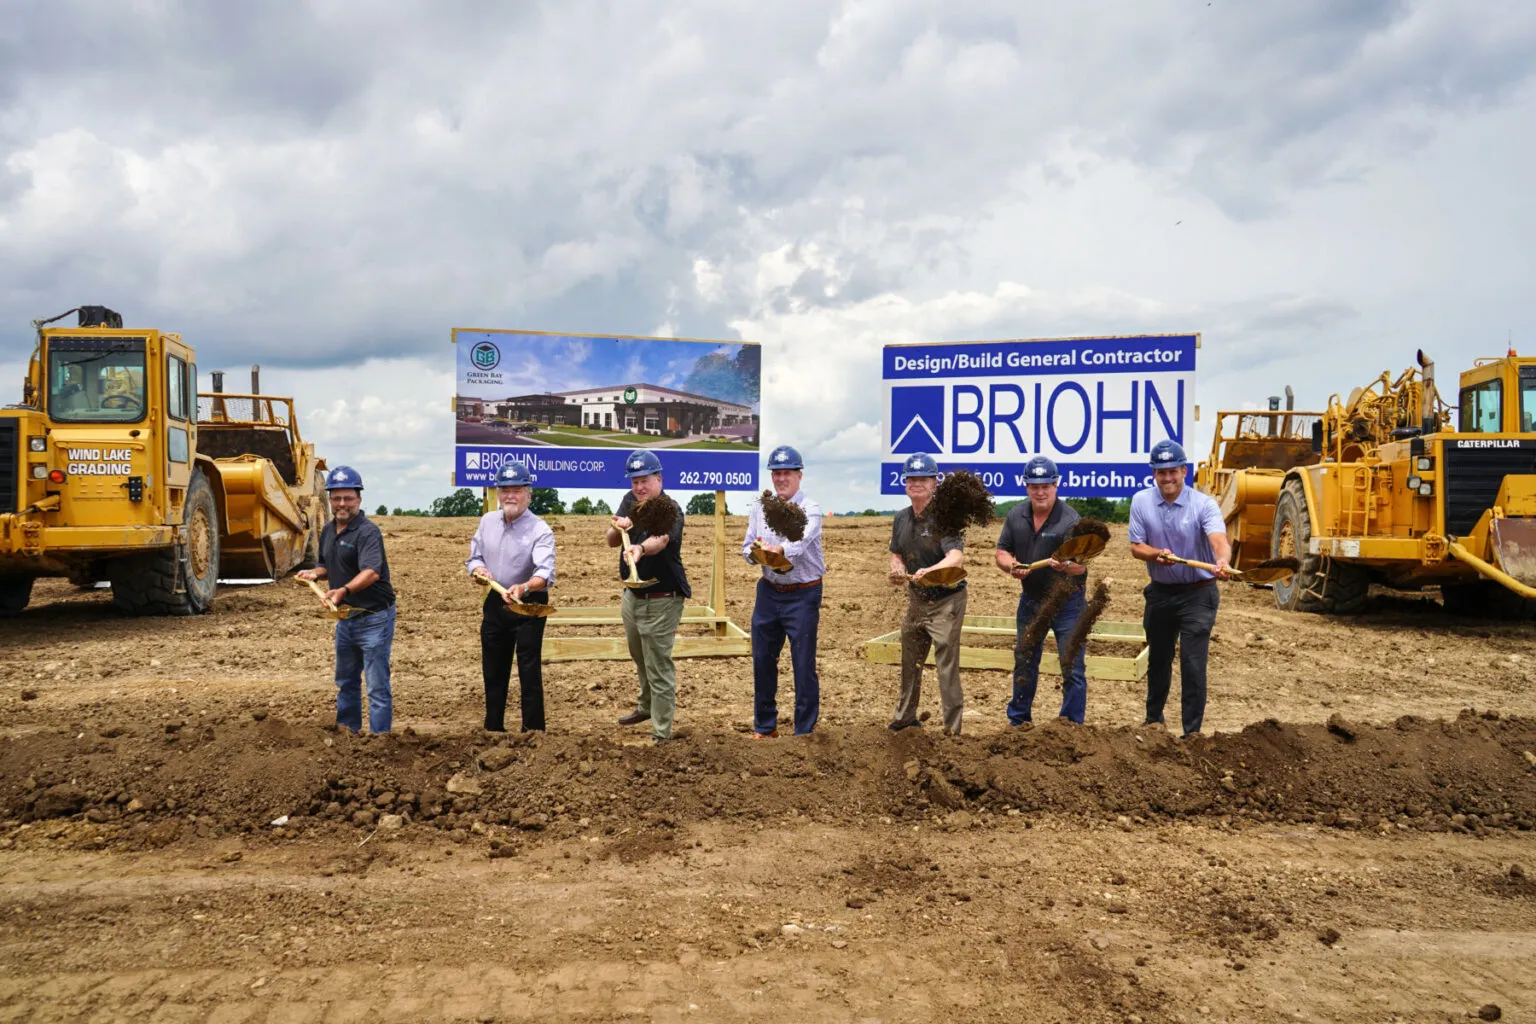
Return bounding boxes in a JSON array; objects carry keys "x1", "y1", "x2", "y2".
[{"x1": 1492, "y1": 517, "x2": 1536, "y2": 587}]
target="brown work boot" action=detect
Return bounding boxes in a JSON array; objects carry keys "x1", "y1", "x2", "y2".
[{"x1": 617, "y1": 710, "x2": 649, "y2": 727}]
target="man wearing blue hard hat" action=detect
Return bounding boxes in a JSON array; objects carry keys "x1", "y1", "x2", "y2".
[
  {"x1": 1128, "y1": 439, "x2": 1231, "y2": 738},
  {"x1": 297, "y1": 465, "x2": 398, "y2": 735},
  {"x1": 887, "y1": 452, "x2": 968, "y2": 735},
  {"x1": 994, "y1": 455, "x2": 1090, "y2": 724},
  {"x1": 466, "y1": 458, "x2": 556, "y2": 732},
  {"x1": 606, "y1": 449, "x2": 689, "y2": 743},
  {"x1": 740, "y1": 444, "x2": 825, "y2": 738}
]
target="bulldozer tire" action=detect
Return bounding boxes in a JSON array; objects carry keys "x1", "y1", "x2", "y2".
[
  {"x1": 1441, "y1": 580, "x2": 1536, "y2": 621},
  {"x1": 110, "y1": 470, "x2": 221, "y2": 616},
  {"x1": 0, "y1": 576, "x2": 33, "y2": 617},
  {"x1": 297, "y1": 468, "x2": 329, "y2": 571},
  {"x1": 1270, "y1": 477, "x2": 1372, "y2": 614}
]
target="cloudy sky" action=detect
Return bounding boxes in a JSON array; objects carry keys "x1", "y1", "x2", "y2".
[{"x1": 3, "y1": 1, "x2": 1534, "y2": 513}]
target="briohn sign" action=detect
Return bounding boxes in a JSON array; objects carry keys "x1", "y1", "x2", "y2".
[
  {"x1": 453, "y1": 328, "x2": 762, "y2": 491},
  {"x1": 882, "y1": 334, "x2": 1198, "y2": 498}
]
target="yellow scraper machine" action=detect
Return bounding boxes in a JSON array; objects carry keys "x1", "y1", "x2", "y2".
[
  {"x1": 1197, "y1": 348, "x2": 1536, "y2": 617},
  {"x1": 0, "y1": 305, "x2": 328, "y2": 616}
]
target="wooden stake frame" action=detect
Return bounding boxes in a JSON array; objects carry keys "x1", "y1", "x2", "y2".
[
  {"x1": 859, "y1": 615, "x2": 1148, "y2": 681},
  {"x1": 542, "y1": 489, "x2": 749, "y2": 663}
]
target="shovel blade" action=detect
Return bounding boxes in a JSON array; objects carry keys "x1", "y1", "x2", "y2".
[
  {"x1": 504, "y1": 602, "x2": 558, "y2": 618},
  {"x1": 1052, "y1": 533, "x2": 1107, "y2": 563},
  {"x1": 914, "y1": 565, "x2": 967, "y2": 587},
  {"x1": 749, "y1": 542, "x2": 793, "y2": 572},
  {"x1": 622, "y1": 577, "x2": 660, "y2": 589},
  {"x1": 1492, "y1": 517, "x2": 1536, "y2": 586}
]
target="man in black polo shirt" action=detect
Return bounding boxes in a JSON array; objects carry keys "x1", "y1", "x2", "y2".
[
  {"x1": 607, "y1": 450, "x2": 689, "y2": 743},
  {"x1": 296, "y1": 465, "x2": 397, "y2": 734},
  {"x1": 887, "y1": 452, "x2": 968, "y2": 735},
  {"x1": 994, "y1": 456, "x2": 1089, "y2": 724}
]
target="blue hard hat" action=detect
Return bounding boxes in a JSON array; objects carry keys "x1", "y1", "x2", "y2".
[
  {"x1": 767, "y1": 445, "x2": 804, "y2": 471},
  {"x1": 1022, "y1": 455, "x2": 1060, "y2": 485},
  {"x1": 900, "y1": 452, "x2": 940, "y2": 481},
  {"x1": 1148, "y1": 439, "x2": 1189, "y2": 468},
  {"x1": 493, "y1": 460, "x2": 535, "y2": 487},
  {"x1": 623, "y1": 449, "x2": 664, "y2": 479},
  {"x1": 325, "y1": 465, "x2": 364, "y2": 491}
]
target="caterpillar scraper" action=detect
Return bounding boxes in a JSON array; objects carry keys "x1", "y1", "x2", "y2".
[
  {"x1": 1196, "y1": 349, "x2": 1536, "y2": 617},
  {"x1": 0, "y1": 305, "x2": 329, "y2": 616}
]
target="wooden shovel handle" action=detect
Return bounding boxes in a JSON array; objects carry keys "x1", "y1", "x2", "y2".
[
  {"x1": 1161, "y1": 553, "x2": 1242, "y2": 577},
  {"x1": 299, "y1": 576, "x2": 339, "y2": 611}
]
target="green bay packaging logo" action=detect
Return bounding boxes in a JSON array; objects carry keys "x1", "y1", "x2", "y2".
[{"x1": 471, "y1": 341, "x2": 501, "y2": 371}]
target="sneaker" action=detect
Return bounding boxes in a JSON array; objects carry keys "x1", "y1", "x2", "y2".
[
  {"x1": 617, "y1": 710, "x2": 649, "y2": 727},
  {"x1": 750, "y1": 729, "x2": 778, "y2": 740}
]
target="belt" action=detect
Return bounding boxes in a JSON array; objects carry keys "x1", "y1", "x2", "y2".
[
  {"x1": 765, "y1": 577, "x2": 821, "y2": 592},
  {"x1": 635, "y1": 591, "x2": 678, "y2": 599},
  {"x1": 1151, "y1": 578, "x2": 1215, "y2": 594}
]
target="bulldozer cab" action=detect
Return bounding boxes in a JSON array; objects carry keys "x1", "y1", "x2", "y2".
[
  {"x1": 46, "y1": 337, "x2": 149, "y2": 422},
  {"x1": 1457, "y1": 356, "x2": 1536, "y2": 435}
]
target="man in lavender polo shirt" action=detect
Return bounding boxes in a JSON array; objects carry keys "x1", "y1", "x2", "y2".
[
  {"x1": 740, "y1": 445, "x2": 826, "y2": 738},
  {"x1": 1128, "y1": 439, "x2": 1232, "y2": 737},
  {"x1": 466, "y1": 459, "x2": 557, "y2": 732}
]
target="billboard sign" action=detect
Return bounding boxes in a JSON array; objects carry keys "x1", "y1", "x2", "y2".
[
  {"x1": 453, "y1": 329, "x2": 761, "y2": 491},
  {"x1": 881, "y1": 334, "x2": 1198, "y2": 498}
]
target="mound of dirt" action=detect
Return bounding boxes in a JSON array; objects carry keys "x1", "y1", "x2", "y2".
[{"x1": 4, "y1": 709, "x2": 1533, "y2": 850}]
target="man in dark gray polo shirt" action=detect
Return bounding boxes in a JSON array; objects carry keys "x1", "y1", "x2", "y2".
[
  {"x1": 994, "y1": 455, "x2": 1090, "y2": 724},
  {"x1": 887, "y1": 452, "x2": 967, "y2": 735},
  {"x1": 296, "y1": 465, "x2": 397, "y2": 735}
]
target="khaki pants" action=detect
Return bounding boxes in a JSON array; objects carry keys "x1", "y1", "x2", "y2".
[
  {"x1": 620, "y1": 590, "x2": 685, "y2": 740},
  {"x1": 892, "y1": 587, "x2": 968, "y2": 734}
]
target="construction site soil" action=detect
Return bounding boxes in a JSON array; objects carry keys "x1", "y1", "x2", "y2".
[{"x1": 3, "y1": 514, "x2": 1535, "y2": 1022}]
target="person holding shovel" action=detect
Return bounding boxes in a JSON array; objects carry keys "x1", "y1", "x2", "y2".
[
  {"x1": 994, "y1": 456, "x2": 1090, "y2": 725},
  {"x1": 467, "y1": 460, "x2": 556, "y2": 733},
  {"x1": 740, "y1": 445, "x2": 825, "y2": 739},
  {"x1": 1128, "y1": 439, "x2": 1231, "y2": 738},
  {"x1": 887, "y1": 452, "x2": 968, "y2": 735},
  {"x1": 296, "y1": 465, "x2": 397, "y2": 735},
  {"x1": 607, "y1": 450, "x2": 689, "y2": 743}
]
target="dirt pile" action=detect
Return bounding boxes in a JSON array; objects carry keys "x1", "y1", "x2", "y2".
[{"x1": 5, "y1": 709, "x2": 1533, "y2": 850}]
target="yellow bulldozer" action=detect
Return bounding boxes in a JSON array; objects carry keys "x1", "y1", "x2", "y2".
[
  {"x1": 1197, "y1": 348, "x2": 1536, "y2": 618},
  {"x1": 0, "y1": 306, "x2": 328, "y2": 616}
]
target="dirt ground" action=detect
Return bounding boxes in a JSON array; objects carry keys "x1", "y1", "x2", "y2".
[{"x1": 3, "y1": 511, "x2": 1535, "y2": 1023}]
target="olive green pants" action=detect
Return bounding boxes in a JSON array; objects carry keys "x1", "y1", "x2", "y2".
[
  {"x1": 893, "y1": 587, "x2": 968, "y2": 735},
  {"x1": 620, "y1": 591, "x2": 686, "y2": 740}
]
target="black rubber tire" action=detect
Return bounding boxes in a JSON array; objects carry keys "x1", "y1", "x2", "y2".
[
  {"x1": 1270, "y1": 476, "x2": 1371, "y2": 615},
  {"x1": 110, "y1": 470, "x2": 220, "y2": 616},
  {"x1": 1442, "y1": 580, "x2": 1536, "y2": 620},
  {"x1": 297, "y1": 468, "x2": 329, "y2": 571},
  {"x1": 0, "y1": 576, "x2": 33, "y2": 617}
]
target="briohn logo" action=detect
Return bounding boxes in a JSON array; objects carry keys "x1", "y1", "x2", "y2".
[
  {"x1": 772, "y1": 450, "x2": 789, "y2": 463},
  {"x1": 623, "y1": 386, "x2": 638, "y2": 405},
  {"x1": 471, "y1": 341, "x2": 500, "y2": 371},
  {"x1": 890, "y1": 385, "x2": 944, "y2": 454},
  {"x1": 465, "y1": 451, "x2": 482, "y2": 470}
]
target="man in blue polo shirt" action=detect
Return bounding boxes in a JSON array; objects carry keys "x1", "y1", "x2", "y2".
[
  {"x1": 1128, "y1": 440, "x2": 1231, "y2": 738},
  {"x1": 296, "y1": 465, "x2": 397, "y2": 735}
]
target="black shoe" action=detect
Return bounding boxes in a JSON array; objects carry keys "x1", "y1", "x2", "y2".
[
  {"x1": 887, "y1": 719, "x2": 921, "y2": 732},
  {"x1": 618, "y1": 710, "x2": 649, "y2": 726}
]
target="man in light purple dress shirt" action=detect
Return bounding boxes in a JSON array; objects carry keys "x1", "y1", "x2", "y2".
[
  {"x1": 466, "y1": 460, "x2": 556, "y2": 732},
  {"x1": 1128, "y1": 439, "x2": 1231, "y2": 737},
  {"x1": 740, "y1": 445, "x2": 826, "y2": 738}
]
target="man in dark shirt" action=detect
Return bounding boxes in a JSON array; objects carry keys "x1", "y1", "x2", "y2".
[
  {"x1": 887, "y1": 452, "x2": 967, "y2": 735},
  {"x1": 994, "y1": 456, "x2": 1089, "y2": 725},
  {"x1": 606, "y1": 450, "x2": 689, "y2": 743},
  {"x1": 296, "y1": 465, "x2": 397, "y2": 734}
]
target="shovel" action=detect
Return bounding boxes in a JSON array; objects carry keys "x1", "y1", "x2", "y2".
[
  {"x1": 1006, "y1": 531, "x2": 1111, "y2": 575},
  {"x1": 617, "y1": 526, "x2": 658, "y2": 588},
  {"x1": 474, "y1": 574, "x2": 558, "y2": 618},
  {"x1": 1160, "y1": 554, "x2": 1299, "y2": 584},
  {"x1": 749, "y1": 539, "x2": 793, "y2": 574},
  {"x1": 892, "y1": 565, "x2": 968, "y2": 588},
  {"x1": 296, "y1": 577, "x2": 362, "y2": 619}
]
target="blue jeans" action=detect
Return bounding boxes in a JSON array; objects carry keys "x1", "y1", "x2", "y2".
[
  {"x1": 1009, "y1": 587, "x2": 1088, "y2": 724},
  {"x1": 335, "y1": 605, "x2": 395, "y2": 734},
  {"x1": 751, "y1": 579, "x2": 821, "y2": 735}
]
